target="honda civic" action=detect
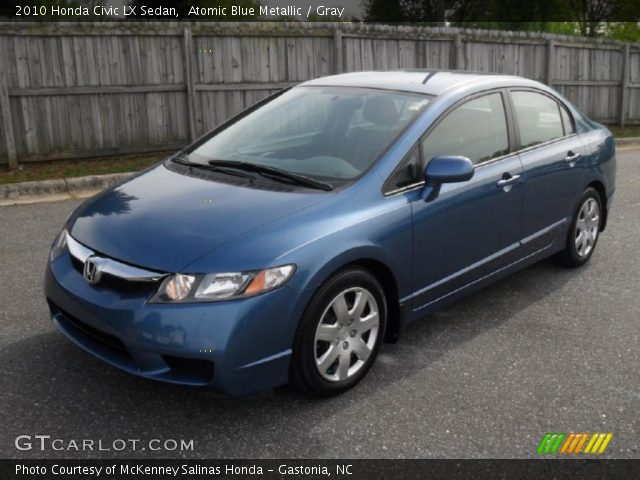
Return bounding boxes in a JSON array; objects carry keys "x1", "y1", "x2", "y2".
[{"x1": 45, "y1": 71, "x2": 616, "y2": 396}]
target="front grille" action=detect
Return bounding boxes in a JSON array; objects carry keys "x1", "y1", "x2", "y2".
[
  {"x1": 66, "y1": 233, "x2": 164, "y2": 294},
  {"x1": 98, "y1": 273, "x2": 158, "y2": 293},
  {"x1": 163, "y1": 355, "x2": 214, "y2": 381},
  {"x1": 49, "y1": 301, "x2": 215, "y2": 386},
  {"x1": 52, "y1": 302, "x2": 129, "y2": 354},
  {"x1": 70, "y1": 256, "x2": 158, "y2": 294},
  {"x1": 69, "y1": 255, "x2": 84, "y2": 273}
]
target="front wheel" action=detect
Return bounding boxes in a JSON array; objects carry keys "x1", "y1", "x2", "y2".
[
  {"x1": 555, "y1": 187, "x2": 602, "y2": 268},
  {"x1": 290, "y1": 268, "x2": 386, "y2": 397}
]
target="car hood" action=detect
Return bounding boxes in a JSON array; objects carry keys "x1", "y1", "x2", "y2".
[{"x1": 68, "y1": 164, "x2": 328, "y2": 272}]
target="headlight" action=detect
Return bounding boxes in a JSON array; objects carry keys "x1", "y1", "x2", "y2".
[
  {"x1": 49, "y1": 228, "x2": 68, "y2": 261},
  {"x1": 150, "y1": 265, "x2": 295, "y2": 303}
]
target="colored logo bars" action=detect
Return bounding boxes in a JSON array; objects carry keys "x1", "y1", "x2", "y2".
[{"x1": 537, "y1": 433, "x2": 613, "y2": 454}]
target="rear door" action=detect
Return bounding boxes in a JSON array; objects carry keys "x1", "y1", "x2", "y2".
[{"x1": 509, "y1": 90, "x2": 587, "y2": 253}]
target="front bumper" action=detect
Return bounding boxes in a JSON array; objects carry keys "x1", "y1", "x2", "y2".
[{"x1": 44, "y1": 249, "x2": 309, "y2": 397}]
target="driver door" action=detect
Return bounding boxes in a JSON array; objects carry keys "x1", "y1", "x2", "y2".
[{"x1": 405, "y1": 91, "x2": 525, "y2": 310}]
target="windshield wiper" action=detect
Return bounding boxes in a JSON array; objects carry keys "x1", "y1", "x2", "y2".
[
  {"x1": 207, "y1": 160, "x2": 333, "y2": 191},
  {"x1": 171, "y1": 155, "x2": 255, "y2": 180}
]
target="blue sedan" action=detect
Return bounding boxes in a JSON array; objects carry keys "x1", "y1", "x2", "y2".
[{"x1": 45, "y1": 71, "x2": 616, "y2": 397}]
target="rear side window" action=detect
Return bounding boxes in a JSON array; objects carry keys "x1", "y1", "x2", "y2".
[
  {"x1": 421, "y1": 92, "x2": 509, "y2": 165},
  {"x1": 560, "y1": 105, "x2": 575, "y2": 135},
  {"x1": 511, "y1": 91, "x2": 564, "y2": 148}
]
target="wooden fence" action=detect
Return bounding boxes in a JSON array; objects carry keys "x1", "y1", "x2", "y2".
[{"x1": 0, "y1": 22, "x2": 639, "y2": 167}]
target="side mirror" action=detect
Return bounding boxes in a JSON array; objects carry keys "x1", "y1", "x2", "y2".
[{"x1": 422, "y1": 155, "x2": 474, "y2": 202}]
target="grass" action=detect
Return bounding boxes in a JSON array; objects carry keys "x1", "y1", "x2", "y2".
[
  {"x1": 1, "y1": 125, "x2": 639, "y2": 185},
  {"x1": 0, "y1": 152, "x2": 169, "y2": 185},
  {"x1": 609, "y1": 125, "x2": 640, "y2": 139}
]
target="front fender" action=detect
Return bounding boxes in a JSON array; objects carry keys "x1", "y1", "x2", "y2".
[
  {"x1": 282, "y1": 201, "x2": 414, "y2": 300},
  {"x1": 292, "y1": 244, "x2": 407, "y2": 294}
]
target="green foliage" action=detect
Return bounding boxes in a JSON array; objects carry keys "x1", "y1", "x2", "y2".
[
  {"x1": 607, "y1": 22, "x2": 640, "y2": 42},
  {"x1": 449, "y1": 0, "x2": 572, "y2": 24},
  {"x1": 366, "y1": 0, "x2": 573, "y2": 24},
  {"x1": 544, "y1": 22, "x2": 581, "y2": 35},
  {"x1": 363, "y1": 0, "x2": 640, "y2": 40}
]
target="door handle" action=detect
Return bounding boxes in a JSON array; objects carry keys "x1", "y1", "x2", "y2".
[
  {"x1": 497, "y1": 174, "x2": 520, "y2": 188},
  {"x1": 565, "y1": 151, "x2": 581, "y2": 163}
]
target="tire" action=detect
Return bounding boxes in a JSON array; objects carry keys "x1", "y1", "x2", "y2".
[
  {"x1": 554, "y1": 187, "x2": 603, "y2": 268},
  {"x1": 290, "y1": 267, "x2": 387, "y2": 397}
]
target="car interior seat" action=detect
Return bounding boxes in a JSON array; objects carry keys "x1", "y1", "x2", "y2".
[{"x1": 344, "y1": 95, "x2": 401, "y2": 171}]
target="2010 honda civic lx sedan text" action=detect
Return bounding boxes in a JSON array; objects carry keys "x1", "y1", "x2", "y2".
[{"x1": 45, "y1": 71, "x2": 616, "y2": 397}]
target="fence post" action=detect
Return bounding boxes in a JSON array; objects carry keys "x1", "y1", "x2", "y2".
[
  {"x1": 545, "y1": 39, "x2": 555, "y2": 86},
  {"x1": 333, "y1": 27, "x2": 343, "y2": 74},
  {"x1": 619, "y1": 43, "x2": 630, "y2": 127},
  {"x1": 454, "y1": 33, "x2": 464, "y2": 70},
  {"x1": 0, "y1": 71, "x2": 17, "y2": 169},
  {"x1": 183, "y1": 25, "x2": 197, "y2": 141}
]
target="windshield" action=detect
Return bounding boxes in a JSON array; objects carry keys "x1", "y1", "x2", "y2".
[{"x1": 186, "y1": 86, "x2": 431, "y2": 182}]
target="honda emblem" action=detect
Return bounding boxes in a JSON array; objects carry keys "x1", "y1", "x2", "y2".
[{"x1": 83, "y1": 256, "x2": 102, "y2": 284}]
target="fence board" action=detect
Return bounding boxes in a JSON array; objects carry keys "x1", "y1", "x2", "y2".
[{"x1": 0, "y1": 22, "x2": 638, "y2": 165}]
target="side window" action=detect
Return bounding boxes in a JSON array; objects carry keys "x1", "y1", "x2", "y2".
[
  {"x1": 511, "y1": 91, "x2": 564, "y2": 148},
  {"x1": 421, "y1": 93, "x2": 509, "y2": 165},
  {"x1": 386, "y1": 145, "x2": 421, "y2": 192},
  {"x1": 559, "y1": 104, "x2": 575, "y2": 135}
]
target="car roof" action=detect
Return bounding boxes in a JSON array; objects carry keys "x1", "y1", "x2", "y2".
[{"x1": 300, "y1": 70, "x2": 541, "y2": 97}]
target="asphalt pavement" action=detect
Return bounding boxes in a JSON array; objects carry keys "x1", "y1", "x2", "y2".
[{"x1": 1, "y1": 148, "x2": 638, "y2": 459}]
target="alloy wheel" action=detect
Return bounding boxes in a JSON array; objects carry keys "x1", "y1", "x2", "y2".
[
  {"x1": 575, "y1": 197, "x2": 600, "y2": 258},
  {"x1": 313, "y1": 287, "x2": 379, "y2": 382}
]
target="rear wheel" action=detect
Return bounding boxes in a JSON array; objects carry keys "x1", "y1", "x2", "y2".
[
  {"x1": 555, "y1": 187, "x2": 602, "y2": 268},
  {"x1": 290, "y1": 268, "x2": 386, "y2": 397}
]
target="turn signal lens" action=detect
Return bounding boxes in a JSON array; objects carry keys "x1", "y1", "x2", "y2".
[{"x1": 245, "y1": 265, "x2": 295, "y2": 295}]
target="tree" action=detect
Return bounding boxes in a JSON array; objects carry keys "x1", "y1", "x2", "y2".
[
  {"x1": 448, "y1": 0, "x2": 572, "y2": 26},
  {"x1": 606, "y1": 22, "x2": 640, "y2": 41},
  {"x1": 569, "y1": 1, "x2": 640, "y2": 37},
  {"x1": 569, "y1": 0, "x2": 616, "y2": 36},
  {"x1": 364, "y1": 0, "x2": 447, "y2": 23},
  {"x1": 363, "y1": 0, "x2": 640, "y2": 41},
  {"x1": 365, "y1": 0, "x2": 571, "y2": 25},
  {"x1": 364, "y1": 0, "x2": 407, "y2": 22}
]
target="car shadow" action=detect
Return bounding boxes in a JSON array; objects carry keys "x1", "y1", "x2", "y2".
[{"x1": 0, "y1": 258, "x2": 583, "y2": 458}]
